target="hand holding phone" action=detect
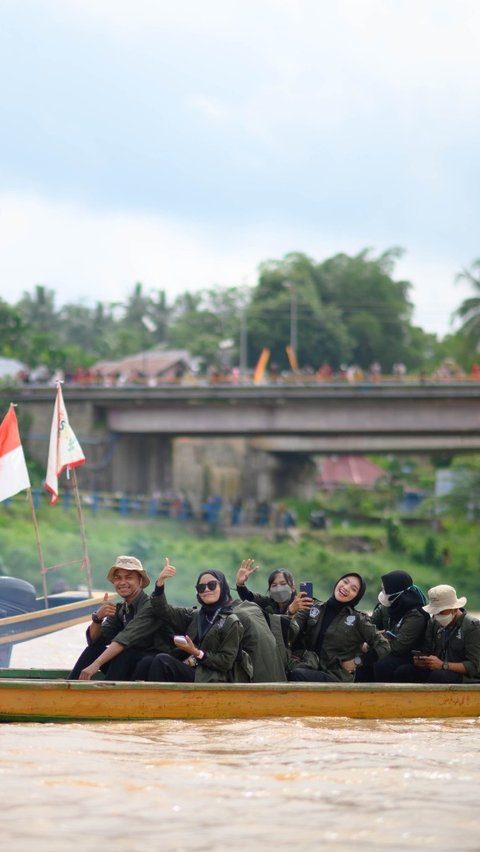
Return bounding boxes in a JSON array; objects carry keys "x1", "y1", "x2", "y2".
[{"x1": 300, "y1": 581, "x2": 313, "y2": 598}]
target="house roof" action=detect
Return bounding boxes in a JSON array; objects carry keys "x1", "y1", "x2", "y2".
[
  {"x1": 318, "y1": 455, "x2": 387, "y2": 487},
  {"x1": 93, "y1": 349, "x2": 193, "y2": 378}
]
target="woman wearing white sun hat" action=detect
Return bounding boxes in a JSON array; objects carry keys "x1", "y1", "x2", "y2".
[{"x1": 393, "y1": 584, "x2": 480, "y2": 683}]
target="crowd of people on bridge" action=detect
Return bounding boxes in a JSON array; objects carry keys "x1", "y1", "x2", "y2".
[
  {"x1": 8, "y1": 357, "x2": 480, "y2": 388},
  {"x1": 68, "y1": 554, "x2": 480, "y2": 686}
]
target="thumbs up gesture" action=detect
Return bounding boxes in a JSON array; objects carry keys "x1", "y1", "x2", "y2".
[
  {"x1": 156, "y1": 556, "x2": 177, "y2": 587},
  {"x1": 94, "y1": 592, "x2": 116, "y2": 622}
]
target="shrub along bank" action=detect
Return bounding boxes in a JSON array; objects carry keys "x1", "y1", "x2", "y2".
[{"x1": 0, "y1": 500, "x2": 477, "y2": 611}]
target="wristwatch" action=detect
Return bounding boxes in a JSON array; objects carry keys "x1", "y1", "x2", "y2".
[
  {"x1": 91, "y1": 612, "x2": 103, "y2": 625},
  {"x1": 442, "y1": 661, "x2": 449, "y2": 670}
]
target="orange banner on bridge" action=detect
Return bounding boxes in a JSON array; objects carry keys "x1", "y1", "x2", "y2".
[
  {"x1": 253, "y1": 348, "x2": 270, "y2": 384},
  {"x1": 286, "y1": 345, "x2": 298, "y2": 371}
]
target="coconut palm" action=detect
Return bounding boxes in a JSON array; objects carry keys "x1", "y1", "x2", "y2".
[{"x1": 454, "y1": 259, "x2": 480, "y2": 341}]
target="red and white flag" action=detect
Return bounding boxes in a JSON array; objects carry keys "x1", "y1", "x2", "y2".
[
  {"x1": 0, "y1": 404, "x2": 31, "y2": 502},
  {"x1": 44, "y1": 384, "x2": 85, "y2": 505}
]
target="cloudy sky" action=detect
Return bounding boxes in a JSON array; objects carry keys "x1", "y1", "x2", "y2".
[{"x1": 1, "y1": 0, "x2": 479, "y2": 336}]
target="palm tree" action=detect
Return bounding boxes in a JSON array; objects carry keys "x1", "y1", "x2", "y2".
[{"x1": 454, "y1": 259, "x2": 480, "y2": 341}]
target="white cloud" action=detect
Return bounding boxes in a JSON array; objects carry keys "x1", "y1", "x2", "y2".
[{"x1": 0, "y1": 191, "x2": 469, "y2": 335}]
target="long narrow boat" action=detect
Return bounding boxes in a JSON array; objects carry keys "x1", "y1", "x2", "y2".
[{"x1": 1, "y1": 669, "x2": 479, "y2": 722}]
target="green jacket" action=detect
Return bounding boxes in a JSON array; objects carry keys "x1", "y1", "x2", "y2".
[
  {"x1": 371, "y1": 604, "x2": 428, "y2": 655},
  {"x1": 150, "y1": 591, "x2": 243, "y2": 683},
  {"x1": 97, "y1": 591, "x2": 173, "y2": 654},
  {"x1": 231, "y1": 600, "x2": 287, "y2": 682},
  {"x1": 421, "y1": 612, "x2": 480, "y2": 682},
  {"x1": 289, "y1": 600, "x2": 390, "y2": 683}
]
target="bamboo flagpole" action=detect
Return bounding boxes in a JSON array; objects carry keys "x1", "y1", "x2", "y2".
[
  {"x1": 44, "y1": 383, "x2": 92, "y2": 596},
  {"x1": 71, "y1": 467, "x2": 93, "y2": 597},
  {"x1": 27, "y1": 488, "x2": 49, "y2": 606}
]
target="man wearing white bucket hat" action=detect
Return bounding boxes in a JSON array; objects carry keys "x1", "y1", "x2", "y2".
[
  {"x1": 69, "y1": 555, "x2": 171, "y2": 680},
  {"x1": 393, "y1": 584, "x2": 480, "y2": 683}
]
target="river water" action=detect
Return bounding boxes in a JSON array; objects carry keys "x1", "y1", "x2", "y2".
[{"x1": 2, "y1": 626, "x2": 480, "y2": 851}]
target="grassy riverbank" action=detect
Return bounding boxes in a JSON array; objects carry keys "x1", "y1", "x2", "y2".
[{"x1": 1, "y1": 498, "x2": 477, "y2": 610}]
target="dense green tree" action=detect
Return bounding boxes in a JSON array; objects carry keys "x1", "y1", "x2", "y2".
[
  {"x1": 314, "y1": 248, "x2": 415, "y2": 370},
  {"x1": 168, "y1": 287, "x2": 247, "y2": 366},
  {"x1": 0, "y1": 299, "x2": 25, "y2": 358},
  {"x1": 17, "y1": 285, "x2": 58, "y2": 335},
  {"x1": 247, "y1": 252, "x2": 352, "y2": 369}
]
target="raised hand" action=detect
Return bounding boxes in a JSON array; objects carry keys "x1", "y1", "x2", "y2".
[{"x1": 235, "y1": 558, "x2": 258, "y2": 586}]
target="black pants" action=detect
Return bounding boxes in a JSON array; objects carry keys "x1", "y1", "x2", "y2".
[
  {"x1": 133, "y1": 652, "x2": 196, "y2": 682},
  {"x1": 374, "y1": 652, "x2": 414, "y2": 683},
  {"x1": 288, "y1": 666, "x2": 336, "y2": 683},
  {"x1": 68, "y1": 642, "x2": 149, "y2": 681},
  {"x1": 392, "y1": 663, "x2": 463, "y2": 684}
]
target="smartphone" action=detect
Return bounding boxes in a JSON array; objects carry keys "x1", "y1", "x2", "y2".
[
  {"x1": 300, "y1": 581, "x2": 313, "y2": 598},
  {"x1": 174, "y1": 635, "x2": 189, "y2": 645},
  {"x1": 411, "y1": 650, "x2": 425, "y2": 657}
]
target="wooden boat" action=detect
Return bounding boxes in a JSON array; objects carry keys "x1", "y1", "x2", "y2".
[
  {"x1": 0, "y1": 593, "x2": 110, "y2": 667},
  {"x1": 1, "y1": 668, "x2": 479, "y2": 722}
]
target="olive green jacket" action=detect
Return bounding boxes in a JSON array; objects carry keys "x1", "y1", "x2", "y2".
[
  {"x1": 289, "y1": 600, "x2": 390, "y2": 683},
  {"x1": 371, "y1": 604, "x2": 428, "y2": 655},
  {"x1": 97, "y1": 592, "x2": 174, "y2": 654},
  {"x1": 421, "y1": 612, "x2": 480, "y2": 682},
  {"x1": 150, "y1": 591, "x2": 243, "y2": 683}
]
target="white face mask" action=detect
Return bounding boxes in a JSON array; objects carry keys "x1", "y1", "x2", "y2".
[
  {"x1": 378, "y1": 591, "x2": 391, "y2": 607},
  {"x1": 270, "y1": 586, "x2": 292, "y2": 604},
  {"x1": 434, "y1": 612, "x2": 454, "y2": 628}
]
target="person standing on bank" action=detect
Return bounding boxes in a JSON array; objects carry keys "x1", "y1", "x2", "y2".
[
  {"x1": 69, "y1": 555, "x2": 169, "y2": 681},
  {"x1": 235, "y1": 559, "x2": 312, "y2": 617},
  {"x1": 393, "y1": 585, "x2": 480, "y2": 683},
  {"x1": 133, "y1": 561, "x2": 243, "y2": 683},
  {"x1": 288, "y1": 573, "x2": 390, "y2": 682}
]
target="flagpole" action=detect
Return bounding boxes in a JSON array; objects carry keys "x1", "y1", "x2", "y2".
[
  {"x1": 71, "y1": 467, "x2": 93, "y2": 597},
  {"x1": 27, "y1": 488, "x2": 49, "y2": 608}
]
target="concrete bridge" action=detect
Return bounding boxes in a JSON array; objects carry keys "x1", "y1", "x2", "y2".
[{"x1": 6, "y1": 382, "x2": 480, "y2": 498}]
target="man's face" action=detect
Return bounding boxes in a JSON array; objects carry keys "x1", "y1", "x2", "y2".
[{"x1": 111, "y1": 568, "x2": 142, "y2": 602}]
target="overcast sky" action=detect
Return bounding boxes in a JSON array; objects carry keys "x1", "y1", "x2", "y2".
[{"x1": 1, "y1": 0, "x2": 479, "y2": 336}]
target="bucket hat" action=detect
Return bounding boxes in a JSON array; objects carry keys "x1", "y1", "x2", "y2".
[
  {"x1": 106, "y1": 555, "x2": 150, "y2": 588},
  {"x1": 423, "y1": 584, "x2": 466, "y2": 615}
]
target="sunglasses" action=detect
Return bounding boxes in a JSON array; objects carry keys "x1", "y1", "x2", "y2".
[{"x1": 196, "y1": 580, "x2": 219, "y2": 593}]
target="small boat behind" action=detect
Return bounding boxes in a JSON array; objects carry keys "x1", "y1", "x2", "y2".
[
  {"x1": 0, "y1": 576, "x2": 108, "y2": 666},
  {"x1": 1, "y1": 669, "x2": 479, "y2": 723}
]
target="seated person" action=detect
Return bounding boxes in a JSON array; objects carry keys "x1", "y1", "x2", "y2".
[
  {"x1": 394, "y1": 584, "x2": 480, "y2": 683},
  {"x1": 235, "y1": 559, "x2": 312, "y2": 617},
  {"x1": 134, "y1": 562, "x2": 243, "y2": 683},
  {"x1": 69, "y1": 555, "x2": 170, "y2": 681},
  {"x1": 368, "y1": 570, "x2": 428, "y2": 682},
  {"x1": 288, "y1": 573, "x2": 390, "y2": 682}
]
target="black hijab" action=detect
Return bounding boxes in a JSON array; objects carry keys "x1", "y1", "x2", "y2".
[
  {"x1": 331, "y1": 572, "x2": 366, "y2": 610},
  {"x1": 195, "y1": 570, "x2": 234, "y2": 642},
  {"x1": 195, "y1": 570, "x2": 233, "y2": 613},
  {"x1": 315, "y1": 573, "x2": 367, "y2": 653},
  {"x1": 381, "y1": 570, "x2": 425, "y2": 620}
]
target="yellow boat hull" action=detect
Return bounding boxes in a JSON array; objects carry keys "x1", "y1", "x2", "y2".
[{"x1": 1, "y1": 676, "x2": 479, "y2": 722}]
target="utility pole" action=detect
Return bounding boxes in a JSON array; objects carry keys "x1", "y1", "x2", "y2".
[{"x1": 240, "y1": 306, "x2": 248, "y2": 382}]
